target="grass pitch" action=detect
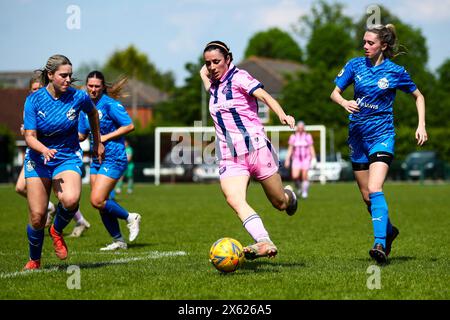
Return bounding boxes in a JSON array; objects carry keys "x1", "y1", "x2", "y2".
[{"x1": 0, "y1": 182, "x2": 449, "y2": 300}]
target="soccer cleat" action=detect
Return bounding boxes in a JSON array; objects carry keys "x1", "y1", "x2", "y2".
[
  {"x1": 127, "y1": 213, "x2": 141, "y2": 242},
  {"x1": 243, "y1": 240, "x2": 278, "y2": 260},
  {"x1": 284, "y1": 185, "x2": 298, "y2": 216},
  {"x1": 23, "y1": 259, "x2": 40, "y2": 270},
  {"x1": 100, "y1": 240, "x2": 127, "y2": 251},
  {"x1": 45, "y1": 202, "x2": 56, "y2": 228},
  {"x1": 49, "y1": 225, "x2": 68, "y2": 260},
  {"x1": 115, "y1": 188, "x2": 122, "y2": 194},
  {"x1": 385, "y1": 226, "x2": 399, "y2": 256},
  {"x1": 301, "y1": 191, "x2": 308, "y2": 199},
  {"x1": 68, "y1": 220, "x2": 91, "y2": 238},
  {"x1": 369, "y1": 243, "x2": 387, "y2": 264}
]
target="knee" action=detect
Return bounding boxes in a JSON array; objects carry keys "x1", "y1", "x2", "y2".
[
  {"x1": 15, "y1": 184, "x2": 26, "y2": 196},
  {"x1": 90, "y1": 194, "x2": 106, "y2": 210},
  {"x1": 60, "y1": 196, "x2": 79, "y2": 211},
  {"x1": 29, "y1": 212, "x2": 46, "y2": 229},
  {"x1": 271, "y1": 194, "x2": 287, "y2": 211}
]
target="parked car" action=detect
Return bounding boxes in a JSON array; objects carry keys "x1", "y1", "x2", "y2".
[{"x1": 401, "y1": 151, "x2": 444, "y2": 180}]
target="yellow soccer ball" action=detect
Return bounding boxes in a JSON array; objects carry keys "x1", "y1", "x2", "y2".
[{"x1": 209, "y1": 237, "x2": 245, "y2": 273}]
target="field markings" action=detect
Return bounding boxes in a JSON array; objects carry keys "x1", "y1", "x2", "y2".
[{"x1": 0, "y1": 250, "x2": 187, "y2": 279}]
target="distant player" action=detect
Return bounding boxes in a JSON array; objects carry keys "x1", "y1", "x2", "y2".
[
  {"x1": 78, "y1": 71, "x2": 140, "y2": 251},
  {"x1": 330, "y1": 24, "x2": 428, "y2": 263},
  {"x1": 23, "y1": 54, "x2": 104, "y2": 270},
  {"x1": 284, "y1": 121, "x2": 317, "y2": 198},
  {"x1": 200, "y1": 41, "x2": 298, "y2": 260},
  {"x1": 15, "y1": 72, "x2": 56, "y2": 220}
]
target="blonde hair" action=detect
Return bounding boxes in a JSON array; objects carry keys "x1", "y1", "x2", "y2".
[{"x1": 367, "y1": 24, "x2": 400, "y2": 59}]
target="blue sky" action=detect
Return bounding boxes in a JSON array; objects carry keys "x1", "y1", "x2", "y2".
[{"x1": 1, "y1": 0, "x2": 449, "y2": 85}]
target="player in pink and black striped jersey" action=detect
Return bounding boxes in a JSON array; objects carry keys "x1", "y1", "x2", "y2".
[{"x1": 200, "y1": 41, "x2": 298, "y2": 260}]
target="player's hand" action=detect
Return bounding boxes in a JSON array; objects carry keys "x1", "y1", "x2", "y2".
[
  {"x1": 93, "y1": 142, "x2": 105, "y2": 164},
  {"x1": 200, "y1": 65, "x2": 210, "y2": 79},
  {"x1": 415, "y1": 125, "x2": 428, "y2": 146},
  {"x1": 311, "y1": 157, "x2": 318, "y2": 168},
  {"x1": 280, "y1": 114, "x2": 295, "y2": 129},
  {"x1": 341, "y1": 99, "x2": 359, "y2": 113},
  {"x1": 42, "y1": 148, "x2": 57, "y2": 164},
  {"x1": 284, "y1": 159, "x2": 290, "y2": 168}
]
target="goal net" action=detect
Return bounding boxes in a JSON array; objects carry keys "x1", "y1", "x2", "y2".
[{"x1": 152, "y1": 122, "x2": 326, "y2": 185}]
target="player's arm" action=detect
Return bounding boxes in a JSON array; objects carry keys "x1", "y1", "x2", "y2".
[
  {"x1": 24, "y1": 130, "x2": 57, "y2": 164},
  {"x1": 330, "y1": 86, "x2": 359, "y2": 113},
  {"x1": 87, "y1": 108, "x2": 104, "y2": 163},
  {"x1": 101, "y1": 123, "x2": 134, "y2": 143},
  {"x1": 78, "y1": 132, "x2": 89, "y2": 142},
  {"x1": 200, "y1": 65, "x2": 211, "y2": 92},
  {"x1": 411, "y1": 88, "x2": 427, "y2": 146},
  {"x1": 284, "y1": 145, "x2": 293, "y2": 168},
  {"x1": 252, "y1": 88, "x2": 295, "y2": 129}
]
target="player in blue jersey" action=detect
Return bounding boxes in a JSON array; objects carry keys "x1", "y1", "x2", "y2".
[
  {"x1": 22, "y1": 54, "x2": 104, "y2": 270},
  {"x1": 330, "y1": 24, "x2": 428, "y2": 263},
  {"x1": 78, "y1": 71, "x2": 141, "y2": 251}
]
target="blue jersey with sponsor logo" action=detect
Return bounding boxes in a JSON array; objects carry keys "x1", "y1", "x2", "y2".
[
  {"x1": 334, "y1": 57, "x2": 417, "y2": 141},
  {"x1": 23, "y1": 86, "x2": 94, "y2": 158},
  {"x1": 78, "y1": 94, "x2": 132, "y2": 163}
]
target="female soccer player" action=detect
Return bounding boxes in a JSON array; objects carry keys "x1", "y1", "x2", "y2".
[
  {"x1": 78, "y1": 71, "x2": 140, "y2": 251},
  {"x1": 23, "y1": 54, "x2": 104, "y2": 270},
  {"x1": 284, "y1": 121, "x2": 317, "y2": 199},
  {"x1": 330, "y1": 24, "x2": 428, "y2": 263},
  {"x1": 200, "y1": 41, "x2": 298, "y2": 260}
]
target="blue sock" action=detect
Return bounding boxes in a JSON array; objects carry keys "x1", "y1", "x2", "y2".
[
  {"x1": 103, "y1": 199, "x2": 129, "y2": 220},
  {"x1": 109, "y1": 189, "x2": 115, "y2": 200},
  {"x1": 100, "y1": 210, "x2": 122, "y2": 240},
  {"x1": 27, "y1": 224, "x2": 44, "y2": 261},
  {"x1": 369, "y1": 192, "x2": 389, "y2": 248},
  {"x1": 53, "y1": 203, "x2": 78, "y2": 234},
  {"x1": 367, "y1": 202, "x2": 393, "y2": 235}
]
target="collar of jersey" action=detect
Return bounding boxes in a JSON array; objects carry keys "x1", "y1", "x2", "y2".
[
  {"x1": 365, "y1": 57, "x2": 390, "y2": 71},
  {"x1": 213, "y1": 64, "x2": 237, "y2": 85}
]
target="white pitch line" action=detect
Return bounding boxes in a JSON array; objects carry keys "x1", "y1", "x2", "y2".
[{"x1": 0, "y1": 251, "x2": 187, "y2": 279}]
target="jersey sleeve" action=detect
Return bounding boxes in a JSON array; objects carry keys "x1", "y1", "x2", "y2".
[
  {"x1": 237, "y1": 70, "x2": 264, "y2": 96},
  {"x1": 109, "y1": 101, "x2": 132, "y2": 126},
  {"x1": 80, "y1": 91, "x2": 94, "y2": 113},
  {"x1": 78, "y1": 111, "x2": 90, "y2": 135},
  {"x1": 288, "y1": 134, "x2": 295, "y2": 146},
  {"x1": 334, "y1": 59, "x2": 355, "y2": 91},
  {"x1": 397, "y1": 68, "x2": 417, "y2": 93},
  {"x1": 23, "y1": 96, "x2": 37, "y2": 130}
]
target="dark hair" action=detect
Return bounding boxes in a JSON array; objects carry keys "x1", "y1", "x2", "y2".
[
  {"x1": 39, "y1": 54, "x2": 72, "y2": 85},
  {"x1": 203, "y1": 40, "x2": 233, "y2": 63},
  {"x1": 367, "y1": 24, "x2": 399, "y2": 59},
  {"x1": 86, "y1": 70, "x2": 128, "y2": 100}
]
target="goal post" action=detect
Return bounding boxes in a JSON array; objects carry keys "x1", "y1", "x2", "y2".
[{"x1": 154, "y1": 124, "x2": 326, "y2": 185}]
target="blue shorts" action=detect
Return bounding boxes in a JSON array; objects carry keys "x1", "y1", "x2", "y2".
[
  {"x1": 90, "y1": 159, "x2": 127, "y2": 180},
  {"x1": 24, "y1": 150, "x2": 83, "y2": 179},
  {"x1": 348, "y1": 135, "x2": 395, "y2": 164}
]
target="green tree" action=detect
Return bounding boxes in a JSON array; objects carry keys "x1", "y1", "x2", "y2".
[
  {"x1": 244, "y1": 28, "x2": 303, "y2": 62},
  {"x1": 103, "y1": 45, "x2": 175, "y2": 93}
]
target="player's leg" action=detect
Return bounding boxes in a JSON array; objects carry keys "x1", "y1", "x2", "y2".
[
  {"x1": 300, "y1": 167, "x2": 310, "y2": 199},
  {"x1": 23, "y1": 177, "x2": 52, "y2": 270},
  {"x1": 91, "y1": 170, "x2": 140, "y2": 246},
  {"x1": 126, "y1": 164, "x2": 134, "y2": 194},
  {"x1": 15, "y1": 166, "x2": 27, "y2": 198},
  {"x1": 290, "y1": 165, "x2": 301, "y2": 196},
  {"x1": 50, "y1": 170, "x2": 82, "y2": 260},
  {"x1": 220, "y1": 174, "x2": 277, "y2": 259}
]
